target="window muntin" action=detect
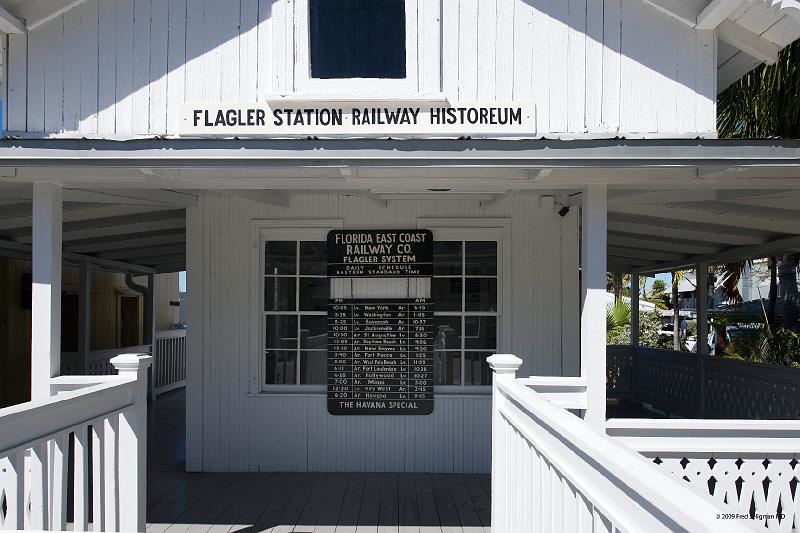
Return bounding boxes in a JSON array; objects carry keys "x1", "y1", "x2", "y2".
[
  {"x1": 264, "y1": 240, "x2": 329, "y2": 385},
  {"x1": 309, "y1": 0, "x2": 406, "y2": 80},
  {"x1": 432, "y1": 240, "x2": 498, "y2": 386},
  {"x1": 262, "y1": 237, "x2": 499, "y2": 387}
]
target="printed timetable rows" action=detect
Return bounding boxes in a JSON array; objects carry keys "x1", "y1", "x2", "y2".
[{"x1": 326, "y1": 300, "x2": 435, "y2": 403}]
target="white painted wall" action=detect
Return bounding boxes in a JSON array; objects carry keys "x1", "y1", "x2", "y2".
[
  {"x1": 6, "y1": 0, "x2": 716, "y2": 137},
  {"x1": 186, "y1": 192, "x2": 579, "y2": 472}
]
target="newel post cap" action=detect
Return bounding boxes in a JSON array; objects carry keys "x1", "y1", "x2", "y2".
[
  {"x1": 487, "y1": 353, "x2": 523, "y2": 375},
  {"x1": 110, "y1": 353, "x2": 153, "y2": 374}
]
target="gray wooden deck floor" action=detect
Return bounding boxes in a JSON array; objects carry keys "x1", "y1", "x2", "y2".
[{"x1": 146, "y1": 390, "x2": 491, "y2": 533}]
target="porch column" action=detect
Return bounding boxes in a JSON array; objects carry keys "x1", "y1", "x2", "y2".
[
  {"x1": 630, "y1": 273, "x2": 640, "y2": 347},
  {"x1": 31, "y1": 183, "x2": 62, "y2": 399},
  {"x1": 696, "y1": 262, "x2": 709, "y2": 417},
  {"x1": 581, "y1": 184, "x2": 608, "y2": 428},
  {"x1": 78, "y1": 261, "x2": 91, "y2": 374}
]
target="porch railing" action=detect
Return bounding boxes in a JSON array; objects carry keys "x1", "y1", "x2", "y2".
[
  {"x1": 61, "y1": 329, "x2": 186, "y2": 399},
  {"x1": 608, "y1": 419, "x2": 800, "y2": 532},
  {"x1": 152, "y1": 329, "x2": 187, "y2": 396},
  {"x1": 0, "y1": 354, "x2": 151, "y2": 532},
  {"x1": 607, "y1": 345, "x2": 800, "y2": 419},
  {"x1": 489, "y1": 354, "x2": 754, "y2": 533}
]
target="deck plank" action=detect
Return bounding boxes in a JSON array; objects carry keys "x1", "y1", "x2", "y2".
[
  {"x1": 271, "y1": 473, "x2": 317, "y2": 533},
  {"x1": 355, "y1": 473, "x2": 381, "y2": 533},
  {"x1": 377, "y1": 474, "x2": 399, "y2": 533},
  {"x1": 167, "y1": 473, "x2": 238, "y2": 533},
  {"x1": 205, "y1": 474, "x2": 267, "y2": 533},
  {"x1": 295, "y1": 472, "x2": 334, "y2": 532},
  {"x1": 396, "y1": 474, "x2": 419, "y2": 533},
  {"x1": 335, "y1": 473, "x2": 366, "y2": 533},
  {"x1": 429, "y1": 475, "x2": 462, "y2": 533},
  {"x1": 229, "y1": 473, "x2": 286, "y2": 533},
  {"x1": 147, "y1": 475, "x2": 219, "y2": 532},
  {"x1": 461, "y1": 476, "x2": 490, "y2": 533},
  {"x1": 445, "y1": 475, "x2": 483, "y2": 533},
  {"x1": 313, "y1": 473, "x2": 348, "y2": 533},
  {"x1": 249, "y1": 473, "x2": 303, "y2": 533},
  {"x1": 414, "y1": 474, "x2": 442, "y2": 533}
]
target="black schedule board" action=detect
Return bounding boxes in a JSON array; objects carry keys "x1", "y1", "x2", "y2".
[
  {"x1": 327, "y1": 298, "x2": 435, "y2": 415},
  {"x1": 327, "y1": 229, "x2": 433, "y2": 277}
]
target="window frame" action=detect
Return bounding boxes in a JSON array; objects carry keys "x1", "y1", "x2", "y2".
[
  {"x1": 290, "y1": 0, "x2": 441, "y2": 96},
  {"x1": 418, "y1": 219, "x2": 511, "y2": 391},
  {"x1": 249, "y1": 218, "x2": 508, "y2": 395},
  {"x1": 250, "y1": 220, "x2": 342, "y2": 394}
]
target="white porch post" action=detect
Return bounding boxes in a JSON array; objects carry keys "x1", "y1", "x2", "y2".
[
  {"x1": 631, "y1": 273, "x2": 640, "y2": 347},
  {"x1": 696, "y1": 262, "x2": 709, "y2": 417},
  {"x1": 111, "y1": 353, "x2": 152, "y2": 533},
  {"x1": 146, "y1": 273, "x2": 157, "y2": 400},
  {"x1": 487, "y1": 353, "x2": 523, "y2": 533},
  {"x1": 581, "y1": 184, "x2": 608, "y2": 428},
  {"x1": 77, "y1": 261, "x2": 91, "y2": 374},
  {"x1": 31, "y1": 183, "x2": 62, "y2": 399}
]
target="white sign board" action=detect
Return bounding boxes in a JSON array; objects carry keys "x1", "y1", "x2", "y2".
[{"x1": 178, "y1": 101, "x2": 536, "y2": 137}]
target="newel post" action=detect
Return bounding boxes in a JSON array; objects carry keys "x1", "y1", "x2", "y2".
[
  {"x1": 487, "y1": 353, "x2": 522, "y2": 533},
  {"x1": 111, "y1": 353, "x2": 152, "y2": 533}
]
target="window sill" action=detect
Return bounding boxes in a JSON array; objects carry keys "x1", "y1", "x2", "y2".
[
  {"x1": 248, "y1": 385, "x2": 491, "y2": 398},
  {"x1": 266, "y1": 93, "x2": 448, "y2": 105}
]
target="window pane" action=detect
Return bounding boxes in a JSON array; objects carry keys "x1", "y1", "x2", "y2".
[
  {"x1": 434, "y1": 316, "x2": 461, "y2": 351},
  {"x1": 309, "y1": 0, "x2": 406, "y2": 79},
  {"x1": 465, "y1": 352, "x2": 493, "y2": 385},
  {"x1": 432, "y1": 278, "x2": 462, "y2": 311},
  {"x1": 465, "y1": 241, "x2": 497, "y2": 276},
  {"x1": 266, "y1": 315, "x2": 298, "y2": 349},
  {"x1": 433, "y1": 351, "x2": 460, "y2": 385},
  {"x1": 434, "y1": 241, "x2": 462, "y2": 276},
  {"x1": 300, "y1": 315, "x2": 327, "y2": 349},
  {"x1": 464, "y1": 316, "x2": 496, "y2": 350},
  {"x1": 264, "y1": 277, "x2": 296, "y2": 311},
  {"x1": 265, "y1": 350, "x2": 297, "y2": 384},
  {"x1": 265, "y1": 241, "x2": 296, "y2": 275},
  {"x1": 465, "y1": 278, "x2": 497, "y2": 312},
  {"x1": 300, "y1": 241, "x2": 327, "y2": 275},
  {"x1": 300, "y1": 351, "x2": 327, "y2": 384},
  {"x1": 299, "y1": 277, "x2": 329, "y2": 311}
]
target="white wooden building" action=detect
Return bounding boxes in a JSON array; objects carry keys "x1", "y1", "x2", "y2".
[{"x1": 1, "y1": 0, "x2": 800, "y2": 531}]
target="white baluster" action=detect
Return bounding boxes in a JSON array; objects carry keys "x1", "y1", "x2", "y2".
[
  {"x1": 50, "y1": 433, "x2": 68, "y2": 530},
  {"x1": 103, "y1": 415, "x2": 118, "y2": 532},
  {"x1": 91, "y1": 423, "x2": 104, "y2": 531},
  {"x1": 28, "y1": 442, "x2": 48, "y2": 529},
  {"x1": 74, "y1": 428, "x2": 89, "y2": 531}
]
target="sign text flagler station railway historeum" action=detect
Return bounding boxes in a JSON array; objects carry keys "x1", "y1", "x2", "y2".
[{"x1": 179, "y1": 101, "x2": 535, "y2": 136}]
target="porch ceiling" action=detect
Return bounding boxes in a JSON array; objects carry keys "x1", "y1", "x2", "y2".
[
  {"x1": 0, "y1": 187, "x2": 191, "y2": 273},
  {"x1": 2, "y1": 138, "x2": 800, "y2": 276}
]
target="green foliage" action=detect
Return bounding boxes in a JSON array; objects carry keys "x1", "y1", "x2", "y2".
[
  {"x1": 719, "y1": 326, "x2": 800, "y2": 367},
  {"x1": 606, "y1": 300, "x2": 632, "y2": 334},
  {"x1": 607, "y1": 309, "x2": 670, "y2": 349},
  {"x1": 651, "y1": 279, "x2": 666, "y2": 297},
  {"x1": 718, "y1": 40, "x2": 800, "y2": 139}
]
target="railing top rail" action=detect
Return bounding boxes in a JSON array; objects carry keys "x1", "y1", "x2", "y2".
[
  {"x1": 0, "y1": 377, "x2": 136, "y2": 455},
  {"x1": 497, "y1": 378, "x2": 758, "y2": 533},
  {"x1": 155, "y1": 329, "x2": 187, "y2": 339},
  {"x1": 607, "y1": 418, "x2": 800, "y2": 454},
  {"x1": 88, "y1": 345, "x2": 152, "y2": 361}
]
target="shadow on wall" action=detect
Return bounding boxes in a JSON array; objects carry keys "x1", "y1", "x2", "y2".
[{"x1": 9, "y1": 0, "x2": 712, "y2": 135}]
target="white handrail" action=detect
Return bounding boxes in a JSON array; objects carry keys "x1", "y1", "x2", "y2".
[
  {"x1": 0, "y1": 354, "x2": 151, "y2": 532},
  {"x1": 489, "y1": 354, "x2": 759, "y2": 533}
]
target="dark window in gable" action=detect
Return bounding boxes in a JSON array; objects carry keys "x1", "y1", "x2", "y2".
[{"x1": 309, "y1": 0, "x2": 406, "y2": 79}]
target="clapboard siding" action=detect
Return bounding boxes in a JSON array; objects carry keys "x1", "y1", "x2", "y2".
[
  {"x1": 187, "y1": 192, "x2": 578, "y2": 472},
  {"x1": 6, "y1": 0, "x2": 716, "y2": 137}
]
